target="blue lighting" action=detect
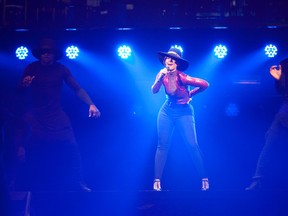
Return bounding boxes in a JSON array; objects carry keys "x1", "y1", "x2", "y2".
[
  {"x1": 214, "y1": 44, "x2": 227, "y2": 59},
  {"x1": 264, "y1": 44, "x2": 277, "y2": 58},
  {"x1": 66, "y1": 46, "x2": 79, "y2": 59},
  {"x1": 117, "y1": 28, "x2": 133, "y2": 31},
  {"x1": 118, "y1": 45, "x2": 132, "y2": 59},
  {"x1": 266, "y1": 26, "x2": 278, "y2": 29},
  {"x1": 15, "y1": 28, "x2": 29, "y2": 32},
  {"x1": 169, "y1": 27, "x2": 182, "y2": 30},
  {"x1": 225, "y1": 103, "x2": 239, "y2": 117},
  {"x1": 213, "y1": 26, "x2": 228, "y2": 29},
  {"x1": 65, "y1": 28, "x2": 78, "y2": 31},
  {"x1": 15, "y1": 46, "x2": 29, "y2": 60},
  {"x1": 171, "y1": 45, "x2": 183, "y2": 53}
]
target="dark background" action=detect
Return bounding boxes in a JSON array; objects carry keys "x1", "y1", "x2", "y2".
[
  {"x1": 1, "y1": 26, "x2": 288, "y2": 192},
  {"x1": 1, "y1": 1, "x2": 288, "y2": 215}
]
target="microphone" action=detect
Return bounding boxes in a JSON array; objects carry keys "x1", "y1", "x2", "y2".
[
  {"x1": 158, "y1": 73, "x2": 165, "y2": 80},
  {"x1": 156, "y1": 67, "x2": 169, "y2": 83}
]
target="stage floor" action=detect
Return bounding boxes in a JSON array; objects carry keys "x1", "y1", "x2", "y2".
[{"x1": 9, "y1": 189, "x2": 288, "y2": 216}]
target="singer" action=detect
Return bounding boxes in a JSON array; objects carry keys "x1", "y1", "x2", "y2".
[
  {"x1": 11, "y1": 38, "x2": 101, "y2": 192},
  {"x1": 151, "y1": 47, "x2": 209, "y2": 191}
]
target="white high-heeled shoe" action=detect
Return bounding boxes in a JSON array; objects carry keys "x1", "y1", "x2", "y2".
[{"x1": 153, "y1": 179, "x2": 161, "y2": 191}]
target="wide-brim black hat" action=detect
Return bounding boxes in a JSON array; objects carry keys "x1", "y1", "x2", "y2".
[
  {"x1": 157, "y1": 47, "x2": 189, "y2": 71},
  {"x1": 32, "y1": 38, "x2": 63, "y2": 60}
]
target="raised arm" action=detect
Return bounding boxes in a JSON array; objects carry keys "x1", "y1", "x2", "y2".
[
  {"x1": 151, "y1": 68, "x2": 168, "y2": 94},
  {"x1": 270, "y1": 65, "x2": 281, "y2": 80}
]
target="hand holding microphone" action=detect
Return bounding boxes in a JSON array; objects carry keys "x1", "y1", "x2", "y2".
[{"x1": 157, "y1": 67, "x2": 171, "y2": 82}]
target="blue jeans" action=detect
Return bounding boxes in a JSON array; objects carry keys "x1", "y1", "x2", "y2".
[
  {"x1": 154, "y1": 100, "x2": 207, "y2": 180},
  {"x1": 253, "y1": 101, "x2": 288, "y2": 179}
]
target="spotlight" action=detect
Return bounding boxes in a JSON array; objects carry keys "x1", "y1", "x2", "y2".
[
  {"x1": 214, "y1": 44, "x2": 227, "y2": 59},
  {"x1": 225, "y1": 103, "x2": 239, "y2": 117},
  {"x1": 264, "y1": 44, "x2": 277, "y2": 58},
  {"x1": 118, "y1": 45, "x2": 132, "y2": 59},
  {"x1": 171, "y1": 45, "x2": 183, "y2": 53},
  {"x1": 15, "y1": 46, "x2": 29, "y2": 60},
  {"x1": 66, "y1": 46, "x2": 79, "y2": 59}
]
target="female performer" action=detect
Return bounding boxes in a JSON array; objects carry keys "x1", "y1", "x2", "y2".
[{"x1": 151, "y1": 47, "x2": 209, "y2": 191}]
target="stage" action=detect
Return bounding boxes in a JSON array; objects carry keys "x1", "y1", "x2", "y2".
[
  {"x1": 8, "y1": 189, "x2": 288, "y2": 216},
  {"x1": 1, "y1": 16, "x2": 288, "y2": 216}
]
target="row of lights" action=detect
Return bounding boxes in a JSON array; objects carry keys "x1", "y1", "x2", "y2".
[
  {"x1": 15, "y1": 44, "x2": 278, "y2": 60},
  {"x1": 15, "y1": 45, "x2": 80, "y2": 60},
  {"x1": 214, "y1": 44, "x2": 277, "y2": 58}
]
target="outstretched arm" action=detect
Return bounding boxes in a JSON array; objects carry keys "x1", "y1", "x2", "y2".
[
  {"x1": 65, "y1": 75, "x2": 101, "y2": 118},
  {"x1": 270, "y1": 65, "x2": 281, "y2": 80},
  {"x1": 76, "y1": 89, "x2": 101, "y2": 118}
]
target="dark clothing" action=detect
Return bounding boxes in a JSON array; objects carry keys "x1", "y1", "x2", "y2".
[
  {"x1": 253, "y1": 102, "x2": 288, "y2": 179},
  {"x1": 23, "y1": 141, "x2": 83, "y2": 191},
  {"x1": 252, "y1": 59, "x2": 288, "y2": 182},
  {"x1": 19, "y1": 61, "x2": 93, "y2": 143},
  {"x1": 16, "y1": 61, "x2": 93, "y2": 191},
  {"x1": 276, "y1": 58, "x2": 288, "y2": 101}
]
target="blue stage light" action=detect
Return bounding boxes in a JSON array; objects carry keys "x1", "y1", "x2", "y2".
[
  {"x1": 264, "y1": 44, "x2": 277, "y2": 58},
  {"x1": 66, "y1": 46, "x2": 79, "y2": 59},
  {"x1": 171, "y1": 45, "x2": 183, "y2": 53},
  {"x1": 225, "y1": 103, "x2": 239, "y2": 117},
  {"x1": 15, "y1": 46, "x2": 29, "y2": 60},
  {"x1": 214, "y1": 44, "x2": 227, "y2": 59},
  {"x1": 118, "y1": 45, "x2": 132, "y2": 59}
]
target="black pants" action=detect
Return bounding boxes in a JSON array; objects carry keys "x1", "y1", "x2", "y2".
[
  {"x1": 252, "y1": 102, "x2": 288, "y2": 186},
  {"x1": 17, "y1": 141, "x2": 84, "y2": 191}
]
